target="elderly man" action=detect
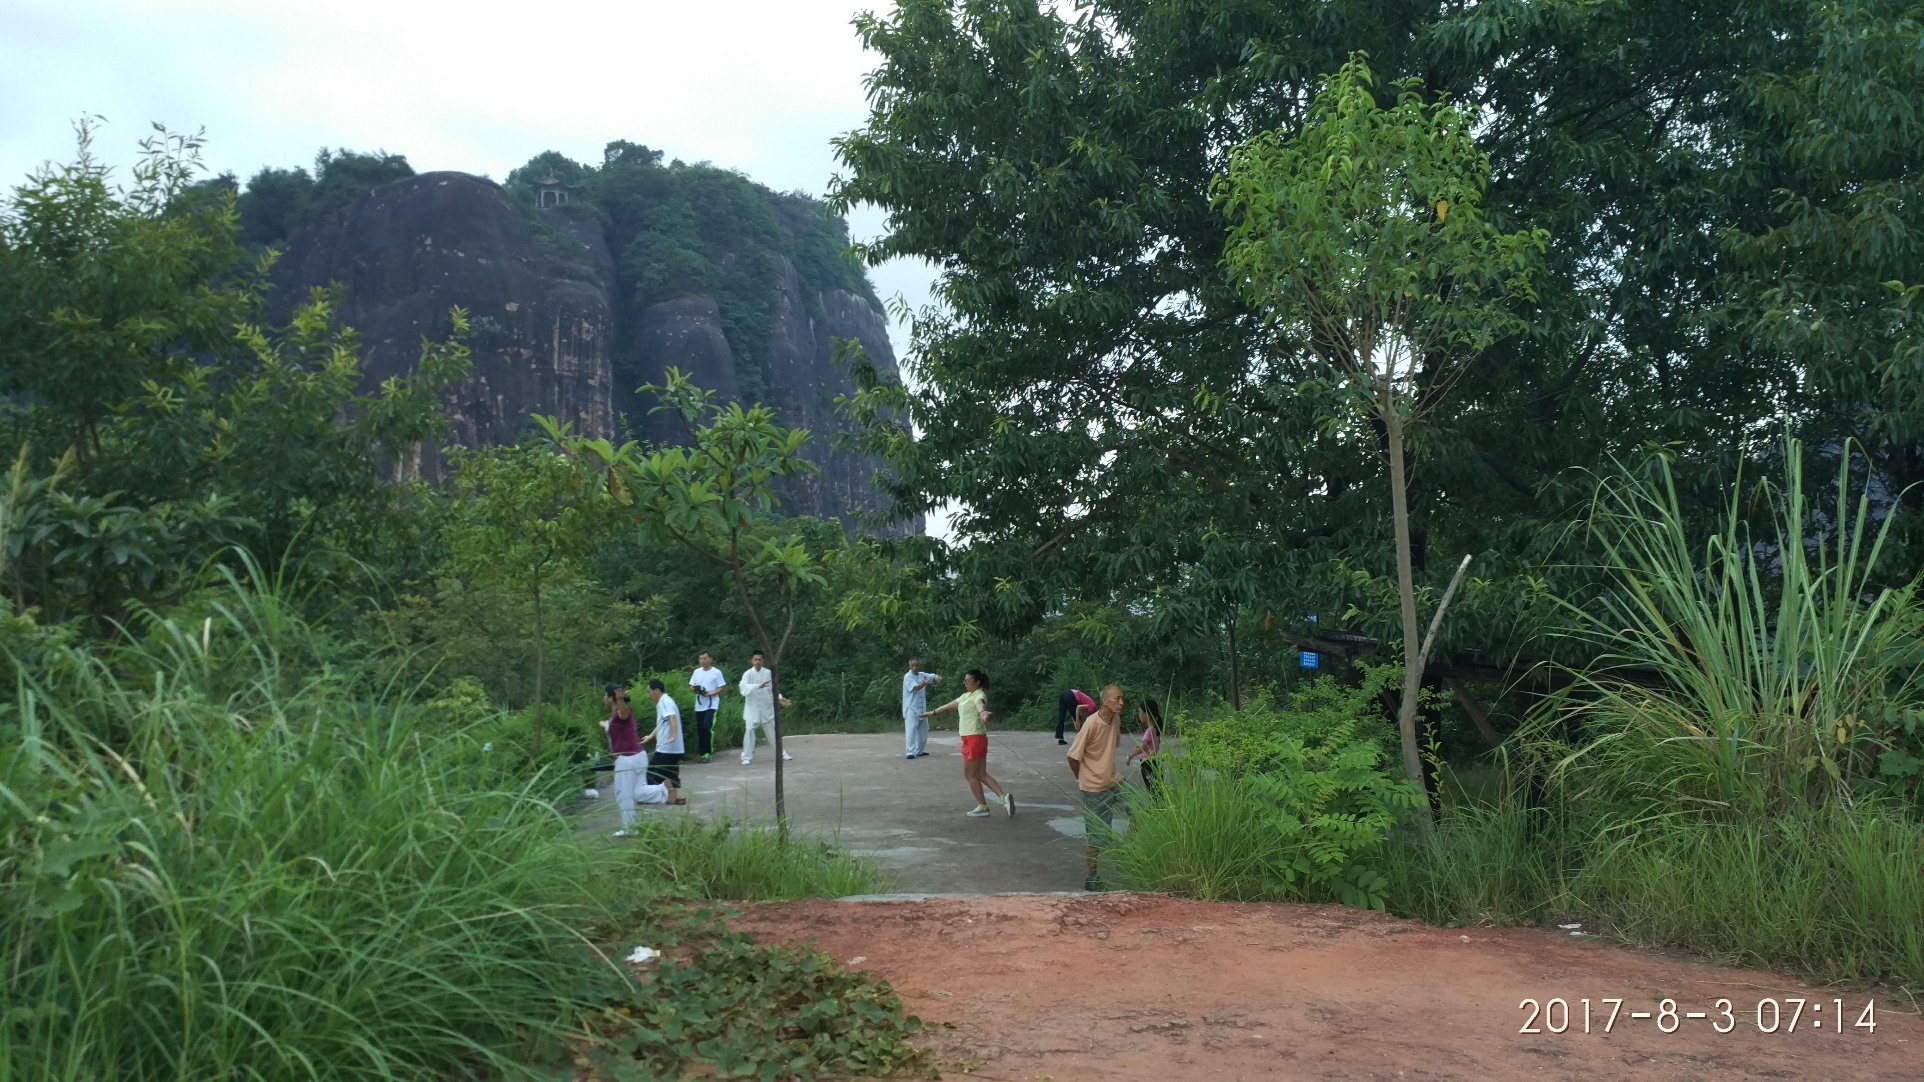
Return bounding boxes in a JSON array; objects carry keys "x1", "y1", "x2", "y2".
[
  {"x1": 900, "y1": 658, "x2": 943, "y2": 759},
  {"x1": 738, "y1": 651, "x2": 793, "y2": 765},
  {"x1": 1066, "y1": 684, "x2": 1126, "y2": 890}
]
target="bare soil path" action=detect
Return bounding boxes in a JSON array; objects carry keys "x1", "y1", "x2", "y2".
[{"x1": 733, "y1": 894, "x2": 1921, "y2": 1082}]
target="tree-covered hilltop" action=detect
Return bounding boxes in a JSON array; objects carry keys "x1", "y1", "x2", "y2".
[
  {"x1": 199, "y1": 139, "x2": 910, "y2": 530},
  {"x1": 209, "y1": 141, "x2": 884, "y2": 416},
  {"x1": 501, "y1": 143, "x2": 882, "y2": 406}
]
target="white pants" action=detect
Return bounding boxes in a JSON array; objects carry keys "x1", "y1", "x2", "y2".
[
  {"x1": 903, "y1": 708, "x2": 927, "y2": 756},
  {"x1": 613, "y1": 752, "x2": 669, "y2": 828},
  {"x1": 741, "y1": 714, "x2": 777, "y2": 763}
]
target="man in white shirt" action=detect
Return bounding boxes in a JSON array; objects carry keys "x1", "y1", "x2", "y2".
[
  {"x1": 641, "y1": 679, "x2": 687, "y2": 793},
  {"x1": 738, "y1": 650, "x2": 792, "y2": 765},
  {"x1": 688, "y1": 652, "x2": 727, "y2": 764},
  {"x1": 900, "y1": 658, "x2": 942, "y2": 759}
]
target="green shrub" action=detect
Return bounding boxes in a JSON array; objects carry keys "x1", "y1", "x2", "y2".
[{"x1": 1114, "y1": 672, "x2": 1424, "y2": 909}]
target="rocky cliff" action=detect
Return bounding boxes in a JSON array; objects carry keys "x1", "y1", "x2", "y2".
[{"x1": 269, "y1": 169, "x2": 919, "y2": 536}]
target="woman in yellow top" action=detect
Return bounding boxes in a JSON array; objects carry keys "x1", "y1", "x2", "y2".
[{"x1": 920, "y1": 668, "x2": 1014, "y2": 818}]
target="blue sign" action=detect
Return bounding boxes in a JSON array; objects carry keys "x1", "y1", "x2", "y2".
[{"x1": 1298, "y1": 650, "x2": 1321, "y2": 670}]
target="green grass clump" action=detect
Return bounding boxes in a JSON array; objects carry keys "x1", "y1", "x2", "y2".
[
  {"x1": 2, "y1": 617, "x2": 628, "y2": 1079},
  {"x1": 1381, "y1": 799, "x2": 1924, "y2": 990},
  {"x1": 613, "y1": 816, "x2": 886, "y2": 901},
  {"x1": 1568, "y1": 805, "x2": 1924, "y2": 987}
]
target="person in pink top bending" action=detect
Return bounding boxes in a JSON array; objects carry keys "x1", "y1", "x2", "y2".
[{"x1": 1055, "y1": 687, "x2": 1096, "y2": 745}]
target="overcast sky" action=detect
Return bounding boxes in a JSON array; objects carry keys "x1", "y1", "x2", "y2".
[{"x1": 0, "y1": 0, "x2": 936, "y2": 359}]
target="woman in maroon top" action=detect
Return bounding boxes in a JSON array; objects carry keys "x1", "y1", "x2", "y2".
[{"x1": 602, "y1": 684, "x2": 673, "y2": 836}]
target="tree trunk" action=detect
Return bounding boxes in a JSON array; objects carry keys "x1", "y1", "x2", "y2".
[
  {"x1": 1383, "y1": 399, "x2": 1432, "y2": 818},
  {"x1": 770, "y1": 661, "x2": 786, "y2": 838},
  {"x1": 531, "y1": 581, "x2": 546, "y2": 757},
  {"x1": 1227, "y1": 615, "x2": 1241, "y2": 711}
]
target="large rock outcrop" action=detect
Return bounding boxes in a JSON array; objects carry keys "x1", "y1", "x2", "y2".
[
  {"x1": 270, "y1": 171, "x2": 919, "y2": 535},
  {"x1": 271, "y1": 172, "x2": 614, "y2": 478}
]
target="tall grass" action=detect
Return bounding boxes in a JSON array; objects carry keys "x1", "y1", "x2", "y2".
[
  {"x1": 1382, "y1": 801, "x2": 1924, "y2": 989},
  {"x1": 1108, "y1": 773, "x2": 1298, "y2": 901},
  {"x1": 1384, "y1": 440, "x2": 1924, "y2": 988},
  {"x1": 1, "y1": 578, "x2": 631, "y2": 1080},
  {"x1": 613, "y1": 817, "x2": 886, "y2": 900},
  {"x1": 1541, "y1": 440, "x2": 1923, "y2": 818}
]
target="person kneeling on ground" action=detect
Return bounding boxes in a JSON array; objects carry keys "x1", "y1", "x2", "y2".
[
  {"x1": 1067, "y1": 684, "x2": 1125, "y2": 890},
  {"x1": 921, "y1": 668, "x2": 1014, "y2": 818},
  {"x1": 602, "y1": 684, "x2": 678, "y2": 836}
]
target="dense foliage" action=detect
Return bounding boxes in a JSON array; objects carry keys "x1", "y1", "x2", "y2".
[{"x1": 832, "y1": 0, "x2": 1924, "y2": 666}]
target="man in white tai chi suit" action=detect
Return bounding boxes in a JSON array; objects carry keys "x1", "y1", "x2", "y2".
[
  {"x1": 738, "y1": 651, "x2": 793, "y2": 765},
  {"x1": 900, "y1": 658, "x2": 942, "y2": 759}
]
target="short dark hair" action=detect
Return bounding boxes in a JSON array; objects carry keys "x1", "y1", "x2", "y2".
[
  {"x1": 646, "y1": 678, "x2": 666, "y2": 692},
  {"x1": 966, "y1": 668, "x2": 989, "y2": 689},
  {"x1": 604, "y1": 684, "x2": 626, "y2": 699},
  {"x1": 751, "y1": 651, "x2": 765, "y2": 661}
]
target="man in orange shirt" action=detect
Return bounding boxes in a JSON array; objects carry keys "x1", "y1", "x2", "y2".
[{"x1": 1066, "y1": 684, "x2": 1125, "y2": 890}]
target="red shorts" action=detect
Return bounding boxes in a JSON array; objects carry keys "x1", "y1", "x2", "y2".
[{"x1": 961, "y1": 734, "x2": 988, "y2": 761}]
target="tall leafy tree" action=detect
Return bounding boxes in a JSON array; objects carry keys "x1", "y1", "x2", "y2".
[
  {"x1": 832, "y1": 0, "x2": 1842, "y2": 681},
  {"x1": 1215, "y1": 55, "x2": 1546, "y2": 794},
  {"x1": 0, "y1": 123, "x2": 470, "y2": 624},
  {"x1": 544, "y1": 371, "x2": 822, "y2": 830},
  {"x1": 446, "y1": 443, "x2": 612, "y2": 755}
]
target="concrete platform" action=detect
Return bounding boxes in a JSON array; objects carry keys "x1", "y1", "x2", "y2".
[{"x1": 579, "y1": 729, "x2": 1136, "y2": 893}]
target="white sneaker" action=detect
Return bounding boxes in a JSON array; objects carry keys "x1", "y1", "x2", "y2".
[
  {"x1": 966, "y1": 805, "x2": 992, "y2": 817},
  {"x1": 1003, "y1": 792, "x2": 1016, "y2": 817},
  {"x1": 781, "y1": 752, "x2": 794, "y2": 761},
  {"x1": 741, "y1": 759, "x2": 753, "y2": 766}
]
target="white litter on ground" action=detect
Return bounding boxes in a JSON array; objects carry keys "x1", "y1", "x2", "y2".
[
  {"x1": 583, "y1": 788, "x2": 600, "y2": 798},
  {"x1": 1558, "y1": 923, "x2": 1583, "y2": 930},
  {"x1": 626, "y1": 946, "x2": 660, "y2": 965}
]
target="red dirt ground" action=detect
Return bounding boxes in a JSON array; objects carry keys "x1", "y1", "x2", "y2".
[{"x1": 732, "y1": 894, "x2": 1921, "y2": 1082}]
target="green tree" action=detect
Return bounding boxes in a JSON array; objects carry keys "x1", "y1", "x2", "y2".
[
  {"x1": 0, "y1": 124, "x2": 469, "y2": 624},
  {"x1": 234, "y1": 165, "x2": 314, "y2": 249},
  {"x1": 446, "y1": 442, "x2": 612, "y2": 755},
  {"x1": 544, "y1": 370, "x2": 822, "y2": 829},
  {"x1": 833, "y1": 0, "x2": 1866, "y2": 677},
  {"x1": 1214, "y1": 55, "x2": 1546, "y2": 798}
]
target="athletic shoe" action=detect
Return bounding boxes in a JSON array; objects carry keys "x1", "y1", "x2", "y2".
[
  {"x1": 1003, "y1": 792, "x2": 1016, "y2": 817},
  {"x1": 906, "y1": 754, "x2": 916, "y2": 759},
  {"x1": 1084, "y1": 875, "x2": 1106, "y2": 892},
  {"x1": 781, "y1": 752, "x2": 794, "y2": 760},
  {"x1": 741, "y1": 760, "x2": 753, "y2": 766},
  {"x1": 966, "y1": 805, "x2": 992, "y2": 817},
  {"x1": 1057, "y1": 738, "x2": 1069, "y2": 745},
  {"x1": 916, "y1": 751, "x2": 930, "y2": 757}
]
